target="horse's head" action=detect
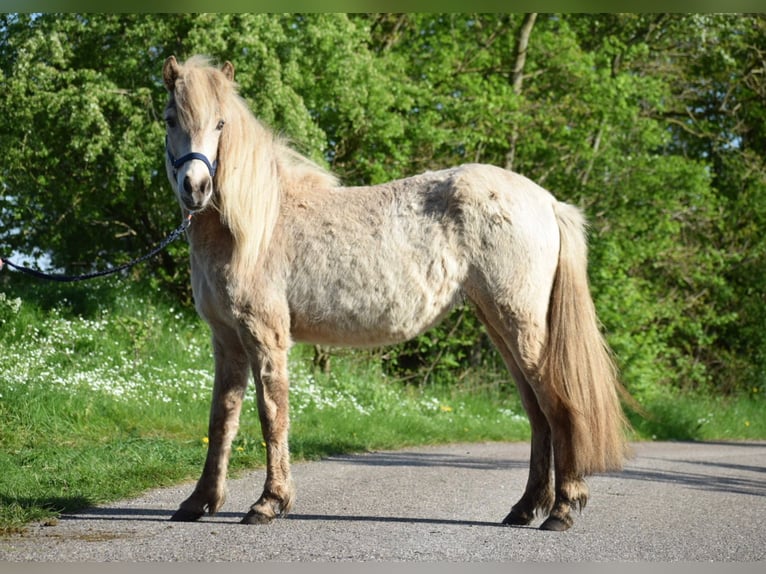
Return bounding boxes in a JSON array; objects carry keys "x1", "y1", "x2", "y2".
[{"x1": 162, "y1": 55, "x2": 235, "y2": 213}]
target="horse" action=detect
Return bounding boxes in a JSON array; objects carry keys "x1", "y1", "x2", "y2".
[{"x1": 161, "y1": 55, "x2": 630, "y2": 532}]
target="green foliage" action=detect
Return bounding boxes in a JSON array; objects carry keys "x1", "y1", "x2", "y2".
[
  {"x1": 382, "y1": 305, "x2": 502, "y2": 386},
  {"x1": 1, "y1": 13, "x2": 764, "y2": 399}
]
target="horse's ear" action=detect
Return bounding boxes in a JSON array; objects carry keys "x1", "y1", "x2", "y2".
[
  {"x1": 221, "y1": 61, "x2": 235, "y2": 81},
  {"x1": 163, "y1": 55, "x2": 180, "y2": 91}
]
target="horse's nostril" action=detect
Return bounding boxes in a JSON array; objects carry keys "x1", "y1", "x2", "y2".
[{"x1": 183, "y1": 175, "x2": 193, "y2": 195}]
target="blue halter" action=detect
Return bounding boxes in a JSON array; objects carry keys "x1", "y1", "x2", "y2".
[{"x1": 166, "y1": 136, "x2": 218, "y2": 178}]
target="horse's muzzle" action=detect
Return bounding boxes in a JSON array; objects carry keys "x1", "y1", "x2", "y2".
[{"x1": 181, "y1": 174, "x2": 213, "y2": 212}]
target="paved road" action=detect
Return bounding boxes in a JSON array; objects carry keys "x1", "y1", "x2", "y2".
[{"x1": 1, "y1": 441, "x2": 764, "y2": 562}]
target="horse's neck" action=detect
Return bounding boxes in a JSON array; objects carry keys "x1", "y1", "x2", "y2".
[{"x1": 187, "y1": 209, "x2": 234, "y2": 263}]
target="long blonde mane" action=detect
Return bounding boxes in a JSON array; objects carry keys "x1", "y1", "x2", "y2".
[{"x1": 174, "y1": 56, "x2": 338, "y2": 280}]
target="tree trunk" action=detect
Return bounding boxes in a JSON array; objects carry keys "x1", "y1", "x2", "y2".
[{"x1": 505, "y1": 13, "x2": 537, "y2": 172}]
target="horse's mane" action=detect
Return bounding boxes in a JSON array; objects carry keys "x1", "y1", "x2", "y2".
[{"x1": 173, "y1": 56, "x2": 338, "y2": 280}]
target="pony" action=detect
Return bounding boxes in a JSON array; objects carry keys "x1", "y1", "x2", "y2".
[{"x1": 161, "y1": 55, "x2": 630, "y2": 531}]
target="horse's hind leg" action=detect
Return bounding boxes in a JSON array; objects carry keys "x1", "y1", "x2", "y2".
[
  {"x1": 533, "y1": 390, "x2": 590, "y2": 531},
  {"x1": 494, "y1": 319, "x2": 588, "y2": 531},
  {"x1": 475, "y1": 310, "x2": 554, "y2": 526},
  {"x1": 490, "y1": 316, "x2": 589, "y2": 531},
  {"x1": 172, "y1": 327, "x2": 249, "y2": 521},
  {"x1": 237, "y1": 315, "x2": 294, "y2": 524},
  {"x1": 502, "y1": 375, "x2": 555, "y2": 526}
]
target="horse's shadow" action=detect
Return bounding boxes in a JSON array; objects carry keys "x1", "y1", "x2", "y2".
[
  {"x1": 50, "y1": 450, "x2": 526, "y2": 529},
  {"x1": 30, "y1": 441, "x2": 766, "y2": 533},
  {"x1": 57, "y1": 507, "x2": 511, "y2": 529}
]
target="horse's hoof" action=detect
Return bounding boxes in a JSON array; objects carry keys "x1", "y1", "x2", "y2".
[
  {"x1": 241, "y1": 509, "x2": 275, "y2": 525},
  {"x1": 170, "y1": 508, "x2": 204, "y2": 522},
  {"x1": 539, "y1": 515, "x2": 572, "y2": 531},
  {"x1": 502, "y1": 509, "x2": 534, "y2": 526}
]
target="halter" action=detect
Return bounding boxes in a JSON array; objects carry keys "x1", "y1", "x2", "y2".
[{"x1": 166, "y1": 136, "x2": 218, "y2": 178}]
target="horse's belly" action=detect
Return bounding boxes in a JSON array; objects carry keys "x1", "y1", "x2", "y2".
[{"x1": 288, "y1": 251, "x2": 466, "y2": 347}]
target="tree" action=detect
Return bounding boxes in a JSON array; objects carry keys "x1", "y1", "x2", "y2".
[
  {"x1": 653, "y1": 14, "x2": 766, "y2": 392},
  {"x1": 1, "y1": 13, "x2": 763, "y2": 398},
  {"x1": 0, "y1": 14, "x2": 188, "y2": 293},
  {"x1": 0, "y1": 14, "x2": 399, "y2": 297},
  {"x1": 361, "y1": 14, "x2": 747, "y2": 396}
]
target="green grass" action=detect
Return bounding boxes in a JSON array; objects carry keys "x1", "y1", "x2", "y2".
[
  {"x1": 628, "y1": 389, "x2": 765, "y2": 441},
  {"x1": 0, "y1": 277, "x2": 763, "y2": 534}
]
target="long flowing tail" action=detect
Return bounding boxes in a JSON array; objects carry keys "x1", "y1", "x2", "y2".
[{"x1": 541, "y1": 201, "x2": 631, "y2": 475}]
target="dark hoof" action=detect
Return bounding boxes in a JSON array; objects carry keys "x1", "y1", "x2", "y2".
[
  {"x1": 241, "y1": 509, "x2": 275, "y2": 525},
  {"x1": 502, "y1": 509, "x2": 534, "y2": 526},
  {"x1": 539, "y1": 515, "x2": 572, "y2": 531},
  {"x1": 170, "y1": 508, "x2": 204, "y2": 522}
]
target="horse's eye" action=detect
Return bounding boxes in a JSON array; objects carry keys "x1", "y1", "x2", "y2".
[
  {"x1": 216, "y1": 119, "x2": 225, "y2": 131},
  {"x1": 165, "y1": 117, "x2": 177, "y2": 129}
]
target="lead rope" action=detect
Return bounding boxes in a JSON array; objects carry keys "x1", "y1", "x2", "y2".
[{"x1": 0, "y1": 214, "x2": 192, "y2": 283}]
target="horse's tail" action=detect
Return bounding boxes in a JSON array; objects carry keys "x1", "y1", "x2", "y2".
[{"x1": 541, "y1": 201, "x2": 630, "y2": 475}]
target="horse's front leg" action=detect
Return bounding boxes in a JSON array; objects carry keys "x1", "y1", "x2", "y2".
[
  {"x1": 171, "y1": 331, "x2": 249, "y2": 521},
  {"x1": 239, "y1": 323, "x2": 294, "y2": 524}
]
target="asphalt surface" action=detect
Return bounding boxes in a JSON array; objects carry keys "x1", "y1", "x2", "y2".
[{"x1": 1, "y1": 441, "x2": 765, "y2": 562}]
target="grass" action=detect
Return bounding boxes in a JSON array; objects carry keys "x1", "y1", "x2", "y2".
[
  {"x1": 0, "y1": 276, "x2": 763, "y2": 534},
  {"x1": 628, "y1": 389, "x2": 765, "y2": 441}
]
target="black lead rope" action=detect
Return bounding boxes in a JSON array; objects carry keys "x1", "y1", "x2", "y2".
[{"x1": 0, "y1": 215, "x2": 192, "y2": 283}]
